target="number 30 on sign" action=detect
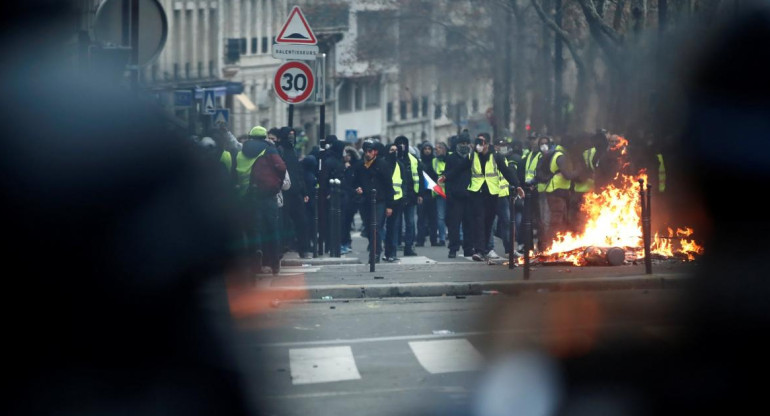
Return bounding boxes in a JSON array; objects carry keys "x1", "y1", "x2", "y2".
[{"x1": 273, "y1": 61, "x2": 315, "y2": 104}]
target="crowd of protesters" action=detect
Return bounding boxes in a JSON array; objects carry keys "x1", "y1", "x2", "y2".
[{"x1": 192, "y1": 122, "x2": 668, "y2": 274}]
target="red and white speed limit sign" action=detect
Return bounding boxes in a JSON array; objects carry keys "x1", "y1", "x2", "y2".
[{"x1": 273, "y1": 61, "x2": 315, "y2": 104}]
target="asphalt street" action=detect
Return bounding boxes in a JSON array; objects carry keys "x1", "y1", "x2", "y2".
[{"x1": 231, "y1": 289, "x2": 686, "y2": 416}]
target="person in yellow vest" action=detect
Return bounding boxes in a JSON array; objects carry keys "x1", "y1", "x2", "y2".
[
  {"x1": 523, "y1": 136, "x2": 550, "y2": 251},
  {"x1": 384, "y1": 144, "x2": 407, "y2": 262},
  {"x1": 393, "y1": 136, "x2": 425, "y2": 256},
  {"x1": 236, "y1": 126, "x2": 287, "y2": 275},
  {"x1": 469, "y1": 133, "x2": 524, "y2": 261},
  {"x1": 433, "y1": 141, "x2": 448, "y2": 246},
  {"x1": 535, "y1": 137, "x2": 583, "y2": 251}
]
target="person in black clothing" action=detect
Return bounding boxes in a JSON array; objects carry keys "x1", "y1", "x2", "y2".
[
  {"x1": 318, "y1": 135, "x2": 346, "y2": 254},
  {"x1": 416, "y1": 141, "x2": 440, "y2": 247},
  {"x1": 353, "y1": 141, "x2": 394, "y2": 262},
  {"x1": 301, "y1": 154, "x2": 319, "y2": 254},
  {"x1": 340, "y1": 146, "x2": 361, "y2": 254},
  {"x1": 384, "y1": 143, "x2": 407, "y2": 262},
  {"x1": 440, "y1": 133, "x2": 475, "y2": 258},
  {"x1": 276, "y1": 126, "x2": 311, "y2": 259}
]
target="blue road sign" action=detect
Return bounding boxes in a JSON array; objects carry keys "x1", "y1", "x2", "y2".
[
  {"x1": 202, "y1": 89, "x2": 216, "y2": 114},
  {"x1": 345, "y1": 129, "x2": 358, "y2": 143},
  {"x1": 212, "y1": 109, "x2": 229, "y2": 126},
  {"x1": 174, "y1": 90, "x2": 193, "y2": 107}
]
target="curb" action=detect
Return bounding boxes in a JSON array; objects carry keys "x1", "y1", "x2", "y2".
[
  {"x1": 261, "y1": 273, "x2": 692, "y2": 300},
  {"x1": 281, "y1": 257, "x2": 361, "y2": 266}
]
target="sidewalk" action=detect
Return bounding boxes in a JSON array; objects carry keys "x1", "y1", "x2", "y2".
[{"x1": 267, "y1": 232, "x2": 697, "y2": 300}]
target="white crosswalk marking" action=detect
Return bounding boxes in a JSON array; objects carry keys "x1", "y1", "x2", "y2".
[
  {"x1": 289, "y1": 346, "x2": 362, "y2": 385},
  {"x1": 408, "y1": 339, "x2": 485, "y2": 374}
]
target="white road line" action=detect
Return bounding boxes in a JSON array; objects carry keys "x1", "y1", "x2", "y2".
[
  {"x1": 289, "y1": 346, "x2": 362, "y2": 385},
  {"x1": 249, "y1": 330, "x2": 496, "y2": 348},
  {"x1": 408, "y1": 339, "x2": 485, "y2": 374},
  {"x1": 258, "y1": 385, "x2": 469, "y2": 400}
]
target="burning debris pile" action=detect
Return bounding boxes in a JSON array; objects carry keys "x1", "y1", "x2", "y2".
[{"x1": 531, "y1": 173, "x2": 704, "y2": 266}]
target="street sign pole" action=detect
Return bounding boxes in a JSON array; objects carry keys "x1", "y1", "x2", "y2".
[
  {"x1": 289, "y1": 104, "x2": 294, "y2": 127},
  {"x1": 130, "y1": 0, "x2": 139, "y2": 90}
]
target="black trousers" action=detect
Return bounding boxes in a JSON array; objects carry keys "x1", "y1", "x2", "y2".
[
  {"x1": 470, "y1": 191, "x2": 498, "y2": 255},
  {"x1": 447, "y1": 197, "x2": 474, "y2": 254},
  {"x1": 282, "y1": 192, "x2": 309, "y2": 255},
  {"x1": 416, "y1": 195, "x2": 438, "y2": 245}
]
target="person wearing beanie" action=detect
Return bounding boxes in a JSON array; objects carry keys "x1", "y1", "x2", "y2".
[
  {"x1": 276, "y1": 126, "x2": 311, "y2": 259},
  {"x1": 318, "y1": 135, "x2": 346, "y2": 254},
  {"x1": 441, "y1": 133, "x2": 474, "y2": 258},
  {"x1": 393, "y1": 135, "x2": 425, "y2": 256},
  {"x1": 236, "y1": 125, "x2": 287, "y2": 275},
  {"x1": 352, "y1": 140, "x2": 394, "y2": 262},
  {"x1": 416, "y1": 141, "x2": 440, "y2": 247}
]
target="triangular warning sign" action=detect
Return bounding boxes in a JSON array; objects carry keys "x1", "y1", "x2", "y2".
[
  {"x1": 276, "y1": 6, "x2": 317, "y2": 45},
  {"x1": 214, "y1": 111, "x2": 227, "y2": 125},
  {"x1": 203, "y1": 91, "x2": 215, "y2": 114}
]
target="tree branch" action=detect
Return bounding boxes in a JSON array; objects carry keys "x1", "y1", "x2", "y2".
[{"x1": 530, "y1": 0, "x2": 588, "y2": 77}]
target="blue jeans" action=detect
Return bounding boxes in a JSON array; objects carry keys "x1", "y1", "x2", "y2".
[
  {"x1": 397, "y1": 202, "x2": 417, "y2": 250},
  {"x1": 436, "y1": 197, "x2": 447, "y2": 242}
]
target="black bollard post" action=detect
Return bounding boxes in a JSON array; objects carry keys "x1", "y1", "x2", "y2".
[
  {"x1": 330, "y1": 179, "x2": 341, "y2": 257},
  {"x1": 523, "y1": 188, "x2": 533, "y2": 280},
  {"x1": 639, "y1": 179, "x2": 652, "y2": 274},
  {"x1": 509, "y1": 189, "x2": 516, "y2": 270},
  {"x1": 646, "y1": 183, "x2": 653, "y2": 274},
  {"x1": 370, "y1": 189, "x2": 377, "y2": 272},
  {"x1": 313, "y1": 187, "x2": 319, "y2": 258}
]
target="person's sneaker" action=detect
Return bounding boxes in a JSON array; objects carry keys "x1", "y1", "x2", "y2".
[
  {"x1": 448, "y1": 250, "x2": 457, "y2": 258},
  {"x1": 486, "y1": 250, "x2": 501, "y2": 259},
  {"x1": 340, "y1": 245, "x2": 352, "y2": 255},
  {"x1": 385, "y1": 256, "x2": 398, "y2": 262},
  {"x1": 403, "y1": 248, "x2": 418, "y2": 256},
  {"x1": 472, "y1": 253, "x2": 484, "y2": 261}
]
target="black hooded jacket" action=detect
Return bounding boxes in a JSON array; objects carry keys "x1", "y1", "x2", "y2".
[
  {"x1": 277, "y1": 129, "x2": 306, "y2": 199},
  {"x1": 319, "y1": 138, "x2": 345, "y2": 196}
]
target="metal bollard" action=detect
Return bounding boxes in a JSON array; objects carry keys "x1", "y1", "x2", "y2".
[
  {"x1": 522, "y1": 188, "x2": 533, "y2": 280},
  {"x1": 313, "y1": 187, "x2": 319, "y2": 258},
  {"x1": 369, "y1": 189, "x2": 377, "y2": 272},
  {"x1": 509, "y1": 188, "x2": 516, "y2": 270},
  {"x1": 329, "y1": 179, "x2": 341, "y2": 257},
  {"x1": 639, "y1": 179, "x2": 652, "y2": 274}
]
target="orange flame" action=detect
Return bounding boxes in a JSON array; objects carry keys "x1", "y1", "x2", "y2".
[{"x1": 541, "y1": 172, "x2": 703, "y2": 264}]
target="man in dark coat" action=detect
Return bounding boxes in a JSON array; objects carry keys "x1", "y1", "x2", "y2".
[
  {"x1": 276, "y1": 126, "x2": 311, "y2": 258},
  {"x1": 352, "y1": 141, "x2": 394, "y2": 262},
  {"x1": 441, "y1": 133, "x2": 474, "y2": 258}
]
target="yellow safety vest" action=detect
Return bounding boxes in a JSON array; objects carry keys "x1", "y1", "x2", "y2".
[
  {"x1": 657, "y1": 153, "x2": 666, "y2": 192},
  {"x1": 544, "y1": 151, "x2": 572, "y2": 192},
  {"x1": 524, "y1": 151, "x2": 546, "y2": 193},
  {"x1": 574, "y1": 147, "x2": 596, "y2": 193},
  {"x1": 407, "y1": 153, "x2": 419, "y2": 193},
  {"x1": 498, "y1": 158, "x2": 510, "y2": 197},
  {"x1": 235, "y1": 148, "x2": 266, "y2": 197},
  {"x1": 392, "y1": 163, "x2": 403, "y2": 201},
  {"x1": 468, "y1": 152, "x2": 500, "y2": 194},
  {"x1": 432, "y1": 157, "x2": 446, "y2": 197},
  {"x1": 220, "y1": 150, "x2": 232, "y2": 171}
]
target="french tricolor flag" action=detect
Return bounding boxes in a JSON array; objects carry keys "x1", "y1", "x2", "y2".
[{"x1": 423, "y1": 171, "x2": 446, "y2": 199}]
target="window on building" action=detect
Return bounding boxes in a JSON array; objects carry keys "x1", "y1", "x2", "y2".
[
  {"x1": 356, "y1": 10, "x2": 397, "y2": 62},
  {"x1": 400, "y1": 100, "x2": 407, "y2": 120},
  {"x1": 422, "y1": 97, "x2": 428, "y2": 117},
  {"x1": 185, "y1": 62, "x2": 190, "y2": 79},
  {"x1": 354, "y1": 84, "x2": 364, "y2": 111},
  {"x1": 387, "y1": 102, "x2": 393, "y2": 122},
  {"x1": 365, "y1": 82, "x2": 380, "y2": 109},
  {"x1": 434, "y1": 103, "x2": 442, "y2": 119},
  {"x1": 251, "y1": 37, "x2": 258, "y2": 54},
  {"x1": 173, "y1": 63, "x2": 179, "y2": 80},
  {"x1": 472, "y1": 98, "x2": 479, "y2": 113},
  {"x1": 339, "y1": 81, "x2": 352, "y2": 113},
  {"x1": 412, "y1": 98, "x2": 419, "y2": 118},
  {"x1": 197, "y1": 62, "x2": 203, "y2": 78},
  {"x1": 262, "y1": 37, "x2": 268, "y2": 53},
  {"x1": 209, "y1": 60, "x2": 214, "y2": 77}
]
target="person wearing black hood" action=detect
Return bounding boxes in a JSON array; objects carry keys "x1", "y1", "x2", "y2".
[
  {"x1": 353, "y1": 141, "x2": 394, "y2": 262},
  {"x1": 440, "y1": 133, "x2": 475, "y2": 258},
  {"x1": 393, "y1": 135, "x2": 425, "y2": 256},
  {"x1": 276, "y1": 126, "x2": 311, "y2": 259},
  {"x1": 318, "y1": 135, "x2": 346, "y2": 254},
  {"x1": 416, "y1": 141, "x2": 440, "y2": 247}
]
